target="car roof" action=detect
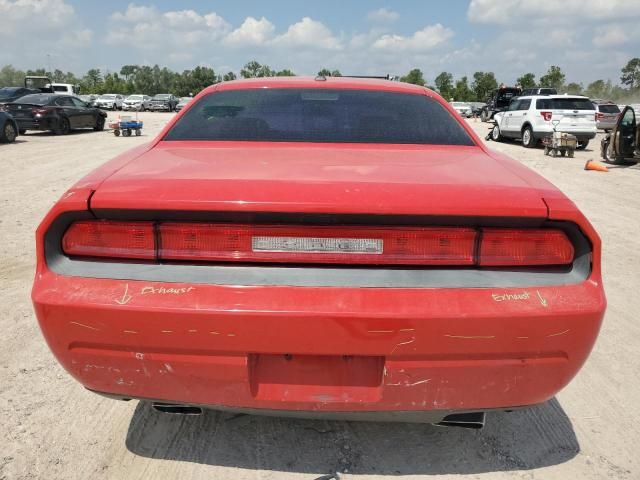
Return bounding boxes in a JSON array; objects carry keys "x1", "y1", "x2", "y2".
[
  {"x1": 206, "y1": 76, "x2": 433, "y2": 96},
  {"x1": 517, "y1": 94, "x2": 591, "y2": 100}
]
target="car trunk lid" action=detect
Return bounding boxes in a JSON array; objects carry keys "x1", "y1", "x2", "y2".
[{"x1": 90, "y1": 143, "x2": 549, "y2": 218}]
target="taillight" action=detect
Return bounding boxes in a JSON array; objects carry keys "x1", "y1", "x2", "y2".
[
  {"x1": 540, "y1": 111, "x2": 552, "y2": 121},
  {"x1": 479, "y1": 229, "x2": 574, "y2": 266},
  {"x1": 596, "y1": 112, "x2": 605, "y2": 120},
  {"x1": 60, "y1": 221, "x2": 575, "y2": 267},
  {"x1": 32, "y1": 107, "x2": 50, "y2": 115},
  {"x1": 158, "y1": 224, "x2": 477, "y2": 265},
  {"x1": 62, "y1": 221, "x2": 155, "y2": 260}
]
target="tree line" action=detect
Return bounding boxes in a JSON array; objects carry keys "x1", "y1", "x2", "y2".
[
  {"x1": 400, "y1": 59, "x2": 640, "y2": 102},
  {"x1": 1, "y1": 58, "x2": 639, "y2": 102}
]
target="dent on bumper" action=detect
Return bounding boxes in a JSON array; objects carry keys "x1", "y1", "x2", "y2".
[{"x1": 32, "y1": 271, "x2": 605, "y2": 414}]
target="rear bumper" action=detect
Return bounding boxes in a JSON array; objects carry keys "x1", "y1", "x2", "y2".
[
  {"x1": 150, "y1": 104, "x2": 171, "y2": 111},
  {"x1": 33, "y1": 269, "x2": 605, "y2": 416},
  {"x1": 15, "y1": 118, "x2": 54, "y2": 131}
]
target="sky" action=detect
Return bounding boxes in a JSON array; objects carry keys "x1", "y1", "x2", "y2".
[{"x1": 1, "y1": 0, "x2": 639, "y2": 85}]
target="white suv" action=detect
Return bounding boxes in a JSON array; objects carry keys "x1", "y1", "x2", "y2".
[
  {"x1": 94, "y1": 94, "x2": 124, "y2": 110},
  {"x1": 491, "y1": 95, "x2": 597, "y2": 149}
]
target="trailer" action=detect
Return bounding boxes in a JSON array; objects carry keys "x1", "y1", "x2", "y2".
[{"x1": 108, "y1": 116, "x2": 143, "y2": 137}]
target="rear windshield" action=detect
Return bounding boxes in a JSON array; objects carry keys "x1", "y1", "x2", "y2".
[
  {"x1": 598, "y1": 104, "x2": 620, "y2": 113},
  {"x1": 165, "y1": 88, "x2": 475, "y2": 145},
  {"x1": 13, "y1": 94, "x2": 52, "y2": 105},
  {"x1": 0, "y1": 87, "x2": 20, "y2": 99},
  {"x1": 99, "y1": 95, "x2": 116, "y2": 99},
  {"x1": 155, "y1": 94, "x2": 171, "y2": 99},
  {"x1": 536, "y1": 98, "x2": 595, "y2": 110}
]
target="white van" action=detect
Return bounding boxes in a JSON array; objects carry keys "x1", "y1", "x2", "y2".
[{"x1": 51, "y1": 83, "x2": 81, "y2": 95}]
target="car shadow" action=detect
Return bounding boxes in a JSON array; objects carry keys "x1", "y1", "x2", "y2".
[
  {"x1": 22, "y1": 129, "x2": 101, "y2": 137},
  {"x1": 125, "y1": 398, "x2": 579, "y2": 475}
]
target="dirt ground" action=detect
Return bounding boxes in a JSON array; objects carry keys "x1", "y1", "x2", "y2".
[{"x1": 1, "y1": 112, "x2": 638, "y2": 480}]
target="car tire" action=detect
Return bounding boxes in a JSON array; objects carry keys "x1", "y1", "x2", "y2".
[
  {"x1": 521, "y1": 126, "x2": 535, "y2": 148},
  {"x1": 0, "y1": 122, "x2": 17, "y2": 143},
  {"x1": 491, "y1": 124, "x2": 502, "y2": 142},
  {"x1": 94, "y1": 116, "x2": 105, "y2": 131},
  {"x1": 577, "y1": 141, "x2": 589, "y2": 150},
  {"x1": 604, "y1": 140, "x2": 637, "y2": 165},
  {"x1": 54, "y1": 117, "x2": 70, "y2": 135}
]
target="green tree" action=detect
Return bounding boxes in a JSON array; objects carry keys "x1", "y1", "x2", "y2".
[
  {"x1": 539, "y1": 65, "x2": 565, "y2": 90},
  {"x1": 434, "y1": 72, "x2": 454, "y2": 100},
  {"x1": 317, "y1": 68, "x2": 341, "y2": 77},
  {"x1": 276, "y1": 69, "x2": 296, "y2": 76},
  {"x1": 82, "y1": 68, "x2": 103, "y2": 93},
  {"x1": 0, "y1": 65, "x2": 26, "y2": 87},
  {"x1": 585, "y1": 79, "x2": 606, "y2": 98},
  {"x1": 453, "y1": 76, "x2": 473, "y2": 101},
  {"x1": 241, "y1": 61, "x2": 274, "y2": 78},
  {"x1": 471, "y1": 71, "x2": 498, "y2": 101},
  {"x1": 330, "y1": 69, "x2": 342, "y2": 77},
  {"x1": 621, "y1": 58, "x2": 640, "y2": 89},
  {"x1": 120, "y1": 65, "x2": 138, "y2": 82},
  {"x1": 564, "y1": 82, "x2": 583, "y2": 95},
  {"x1": 400, "y1": 68, "x2": 426, "y2": 86},
  {"x1": 516, "y1": 73, "x2": 536, "y2": 89},
  {"x1": 223, "y1": 71, "x2": 237, "y2": 81}
]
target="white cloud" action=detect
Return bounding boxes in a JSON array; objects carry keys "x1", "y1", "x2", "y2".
[
  {"x1": 373, "y1": 24, "x2": 453, "y2": 52},
  {"x1": 106, "y1": 5, "x2": 230, "y2": 51},
  {"x1": 593, "y1": 28, "x2": 631, "y2": 48},
  {"x1": 224, "y1": 17, "x2": 275, "y2": 47},
  {"x1": 0, "y1": 0, "x2": 92, "y2": 69},
  {"x1": 272, "y1": 17, "x2": 341, "y2": 50},
  {"x1": 367, "y1": 8, "x2": 399, "y2": 23},
  {"x1": 468, "y1": 0, "x2": 640, "y2": 24}
]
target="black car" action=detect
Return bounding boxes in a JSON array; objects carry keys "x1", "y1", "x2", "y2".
[
  {"x1": 0, "y1": 112, "x2": 19, "y2": 143},
  {"x1": 480, "y1": 87, "x2": 522, "y2": 122},
  {"x1": 0, "y1": 87, "x2": 40, "y2": 106},
  {"x1": 5, "y1": 93, "x2": 107, "y2": 135},
  {"x1": 150, "y1": 94, "x2": 178, "y2": 111}
]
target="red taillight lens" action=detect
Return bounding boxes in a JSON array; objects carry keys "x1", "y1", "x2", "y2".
[
  {"x1": 596, "y1": 112, "x2": 605, "y2": 120},
  {"x1": 479, "y1": 229, "x2": 574, "y2": 266},
  {"x1": 60, "y1": 222, "x2": 576, "y2": 267},
  {"x1": 62, "y1": 221, "x2": 155, "y2": 260},
  {"x1": 32, "y1": 107, "x2": 50, "y2": 115},
  {"x1": 540, "y1": 111, "x2": 552, "y2": 121},
  {"x1": 158, "y1": 224, "x2": 477, "y2": 266}
]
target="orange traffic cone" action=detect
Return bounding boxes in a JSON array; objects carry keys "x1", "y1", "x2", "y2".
[{"x1": 584, "y1": 160, "x2": 608, "y2": 172}]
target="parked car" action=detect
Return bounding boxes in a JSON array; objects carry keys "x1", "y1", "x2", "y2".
[
  {"x1": 520, "y1": 88, "x2": 557, "y2": 96},
  {"x1": 122, "y1": 95, "x2": 152, "y2": 111},
  {"x1": 601, "y1": 105, "x2": 639, "y2": 165},
  {"x1": 94, "y1": 94, "x2": 124, "y2": 110},
  {"x1": 78, "y1": 94, "x2": 98, "y2": 107},
  {"x1": 450, "y1": 101, "x2": 472, "y2": 117},
  {"x1": 0, "y1": 86, "x2": 40, "y2": 107},
  {"x1": 469, "y1": 102, "x2": 485, "y2": 116},
  {"x1": 150, "y1": 93, "x2": 178, "y2": 111},
  {"x1": 593, "y1": 102, "x2": 620, "y2": 131},
  {"x1": 5, "y1": 93, "x2": 107, "y2": 135},
  {"x1": 175, "y1": 96, "x2": 193, "y2": 112},
  {"x1": 480, "y1": 86, "x2": 521, "y2": 122},
  {"x1": 0, "y1": 111, "x2": 19, "y2": 143},
  {"x1": 32, "y1": 77, "x2": 605, "y2": 427},
  {"x1": 491, "y1": 95, "x2": 597, "y2": 149},
  {"x1": 51, "y1": 83, "x2": 81, "y2": 95}
]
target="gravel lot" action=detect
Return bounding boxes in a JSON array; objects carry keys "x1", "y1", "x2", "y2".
[{"x1": 1, "y1": 112, "x2": 638, "y2": 480}]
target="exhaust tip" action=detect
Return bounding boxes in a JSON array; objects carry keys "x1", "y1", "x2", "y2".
[
  {"x1": 436, "y1": 412, "x2": 486, "y2": 429},
  {"x1": 152, "y1": 403, "x2": 203, "y2": 415}
]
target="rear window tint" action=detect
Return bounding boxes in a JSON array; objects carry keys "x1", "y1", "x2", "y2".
[
  {"x1": 536, "y1": 98, "x2": 595, "y2": 110},
  {"x1": 164, "y1": 89, "x2": 475, "y2": 146},
  {"x1": 598, "y1": 104, "x2": 620, "y2": 113}
]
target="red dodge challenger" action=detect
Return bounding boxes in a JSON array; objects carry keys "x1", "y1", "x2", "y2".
[{"x1": 32, "y1": 77, "x2": 605, "y2": 427}]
